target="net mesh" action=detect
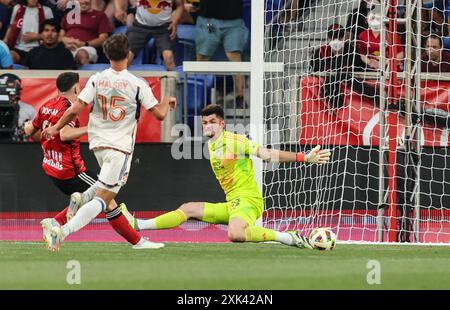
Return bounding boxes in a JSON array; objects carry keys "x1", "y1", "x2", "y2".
[{"x1": 262, "y1": 0, "x2": 450, "y2": 244}]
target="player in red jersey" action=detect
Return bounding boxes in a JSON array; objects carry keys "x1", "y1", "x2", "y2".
[{"x1": 24, "y1": 72, "x2": 151, "y2": 250}]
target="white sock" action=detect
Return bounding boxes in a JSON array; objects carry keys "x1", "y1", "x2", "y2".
[
  {"x1": 275, "y1": 232, "x2": 295, "y2": 246},
  {"x1": 81, "y1": 183, "x2": 99, "y2": 205},
  {"x1": 62, "y1": 197, "x2": 105, "y2": 237},
  {"x1": 136, "y1": 218, "x2": 157, "y2": 230}
]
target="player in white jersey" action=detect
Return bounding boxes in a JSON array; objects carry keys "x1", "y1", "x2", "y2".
[{"x1": 42, "y1": 34, "x2": 176, "y2": 251}]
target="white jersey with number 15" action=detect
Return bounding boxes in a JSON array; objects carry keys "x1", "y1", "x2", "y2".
[{"x1": 78, "y1": 68, "x2": 159, "y2": 154}]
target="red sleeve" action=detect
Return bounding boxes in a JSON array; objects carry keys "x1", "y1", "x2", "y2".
[
  {"x1": 60, "y1": 14, "x2": 67, "y2": 32},
  {"x1": 31, "y1": 110, "x2": 41, "y2": 129},
  {"x1": 97, "y1": 12, "x2": 111, "y2": 34},
  {"x1": 358, "y1": 31, "x2": 368, "y2": 55},
  {"x1": 395, "y1": 33, "x2": 404, "y2": 53}
]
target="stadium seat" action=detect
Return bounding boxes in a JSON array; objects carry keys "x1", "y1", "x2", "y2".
[
  {"x1": 132, "y1": 50, "x2": 144, "y2": 65},
  {"x1": 175, "y1": 65, "x2": 214, "y2": 128},
  {"x1": 243, "y1": 0, "x2": 251, "y2": 32},
  {"x1": 444, "y1": 37, "x2": 450, "y2": 51},
  {"x1": 79, "y1": 63, "x2": 110, "y2": 70},
  {"x1": 128, "y1": 64, "x2": 167, "y2": 71},
  {"x1": 175, "y1": 24, "x2": 196, "y2": 65},
  {"x1": 114, "y1": 25, "x2": 128, "y2": 34},
  {"x1": 265, "y1": 0, "x2": 283, "y2": 24},
  {"x1": 177, "y1": 24, "x2": 196, "y2": 43},
  {"x1": 12, "y1": 64, "x2": 26, "y2": 69}
]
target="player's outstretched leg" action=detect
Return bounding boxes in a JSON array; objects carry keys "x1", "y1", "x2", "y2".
[
  {"x1": 120, "y1": 202, "x2": 203, "y2": 231},
  {"x1": 67, "y1": 182, "x2": 99, "y2": 221},
  {"x1": 41, "y1": 208, "x2": 69, "y2": 244},
  {"x1": 47, "y1": 196, "x2": 106, "y2": 251},
  {"x1": 106, "y1": 202, "x2": 164, "y2": 249},
  {"x1": 46, "y1": 189, "x2": 164, "y2": 251},
  {"x1": 228, "y1": 218, "x2": 313, "y2": 249},
  {"x1": 41, "y1": 183, "x2": 100, "y2": 246},
  {"x1": 66, "y1": 185, "x2": 153, "y2": 247}
]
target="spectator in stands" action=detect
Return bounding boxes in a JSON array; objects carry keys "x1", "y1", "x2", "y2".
[
  {"x1": 60, "y1": 0, "x2": 111, "y2": 65},
  {"x1": 23, "y1": 19, "x2": 76, "y2": 69},
  {"x1": 310, "y1": 24, "x2": 366, "y2": 109},
  {"x1": 196, "y1": 0, "x2": 247, "y2": 107},
  {"x1": 0, "y1": 40, "x2": 12, "y2": 68},
  {"x1": 422, "y1": 0, "x2": 448, "y2": 36},
  {"x1": 115, "y1": 0, "x2": 184, "y2": 70},
  {"x1": 117, "y1": 0, "x2": 139, "y2": 27},
  {"x1": 41, "y1": 0, "x2": 70, "y2": 25},
  {"x1": 419, "y1": 34, "x2": 450, "y2": 129},
  {"x1": 346, "y1": 0, "x2": 379, "y2": 40},
  {"x1": 0, "y1": 0, "x2": 13, "y2": 40},
  {"x1": 421, "y1": 33, "x2": 450, "y2": 72},
  {"x1": 92, "y1": 0, "x2": 116, "y2": 30},
  {"x1": 358, "y1": 10, "x2": 404, "y2": 71},
  {"x1": 311, "y1": 24, "x2": 364, "y2": 73},
  {"x1": 180, "y1": 0, "x2": 199, "y2": 25},
  {"x1": 3, "y1": 0, "x2": 54, "y2": 64}
]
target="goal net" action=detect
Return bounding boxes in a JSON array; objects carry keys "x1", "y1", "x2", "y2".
[{"x1": 262, "y1": 0, "x2": 450, "y2": 244}]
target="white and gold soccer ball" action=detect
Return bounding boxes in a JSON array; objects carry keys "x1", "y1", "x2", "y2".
[{"x1": 309, "y1": 228, "x2": 337, "y2": 250}]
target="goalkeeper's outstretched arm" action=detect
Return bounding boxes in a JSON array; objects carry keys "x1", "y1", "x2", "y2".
[{"x1": 256, "y1": 145, "x2": 331, "y2": 164}]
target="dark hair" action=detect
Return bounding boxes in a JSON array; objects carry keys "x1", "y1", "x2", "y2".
[
  {"x1": 103, "y1": 34, "x2": 130, "y2": 61},
  {"x1": 426, "y1": 33, "x2": 443, "y2": 48},
  {"x1": 201, "y1": 104, "x2": 224, "y2": 119},
  {"x1": 40, "y1": 19, "x2": 60, "y2": 33},
  {"x1": 56, "y1": 72, "x2": 79, "y2": 92},
  {"x1": 327, "y1": 24, "x2": 345, "y2": 40}
]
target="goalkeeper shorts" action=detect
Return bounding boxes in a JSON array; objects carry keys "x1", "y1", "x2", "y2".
[{"x1": 203, "y1": 196, "x2": 264, "y2": 227}]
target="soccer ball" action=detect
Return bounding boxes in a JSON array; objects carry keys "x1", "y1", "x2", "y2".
[{"x1": 309, "y1": 228, "x2": 337, "y2": 250}]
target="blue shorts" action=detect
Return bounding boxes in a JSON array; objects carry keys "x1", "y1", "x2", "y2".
[{"x1": 195, "y1": 16, "x2": 248, "y2": 57}]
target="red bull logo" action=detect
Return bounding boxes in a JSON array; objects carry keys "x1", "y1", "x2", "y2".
[{"x1": 138, "y1": 0, "x2": 171, "y2": 15}]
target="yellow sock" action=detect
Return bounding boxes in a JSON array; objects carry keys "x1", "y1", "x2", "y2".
[
  {"x1": 155, "y1": 209, "x2": 187, "y2": 229},
  {"x1": 244, "y1": 226, "x2": 276, "y2": 242}
]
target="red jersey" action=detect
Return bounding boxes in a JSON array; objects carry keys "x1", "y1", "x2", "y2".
[
  {"x1": 358, "y1": 30, "x2": 404, "y2": 59},
  {"x1": 60, "y1": 10, "x2": 111, "y2": 42},
  {"x1": 32, "y1": 96, "x2": 87, "y2": 180}
]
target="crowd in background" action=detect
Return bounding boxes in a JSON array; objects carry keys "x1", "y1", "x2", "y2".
[
  {"x1": 309, "y1": 0, "x2": 450, "y2": 129},
  {"x1": 311, "y1": 0, "x2": 450, "y2": 74},
  {"x1": 0, "y1": 0, "x2": 248, "y2": 75}
]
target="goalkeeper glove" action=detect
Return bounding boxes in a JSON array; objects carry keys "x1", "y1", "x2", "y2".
[{"x1": 296, "y1": 145, "x2": 331, "y2": 164}]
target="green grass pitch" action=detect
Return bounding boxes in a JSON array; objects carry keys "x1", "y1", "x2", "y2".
[{"x1": 1, "y1": 241, "x2": 450, "y2": 290}]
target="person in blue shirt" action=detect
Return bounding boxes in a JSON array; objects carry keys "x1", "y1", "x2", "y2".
[{"x1": 0, "y1": 40, "x2": 13, "y2": 69}]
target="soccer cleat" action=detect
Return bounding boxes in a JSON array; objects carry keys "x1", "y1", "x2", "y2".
[
  {"x1": 67, "y1": 192, "x2": 83, "y2": 221},
  {"x1": 132, "y1": 238, "x2": 164, "y2": 250},
  {"x1": 120, "y1": 203, "x2": 139, "y2": 231},
  {"x1": 48, "y1": 226, "x2": 65, "y2": 252},
  {"x1": 41, "y1": 218, "x2": 56, "y2": 244},
  {"x1": 287, "y1": 231, "x2": 314, "y2": 249}
]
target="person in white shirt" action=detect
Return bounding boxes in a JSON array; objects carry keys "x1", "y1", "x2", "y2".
[
  {"x1": 115, "y1": 0, "x2": 185, "y2": 70},
  {"x1": 42, "y1": 34, "x2": 177, "y2": 251},
  {"x1": 4, "y1": 0, "x2": 53, "y2": 64}
]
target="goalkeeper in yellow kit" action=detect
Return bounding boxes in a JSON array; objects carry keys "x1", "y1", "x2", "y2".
[{"x1": 121, "y1": 104, "x2": 331, "y2": 248}]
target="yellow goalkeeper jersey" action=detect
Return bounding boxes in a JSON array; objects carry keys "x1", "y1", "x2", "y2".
[{"x1": 208, "y1": 130, "x2": 263, "y2": 201}]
